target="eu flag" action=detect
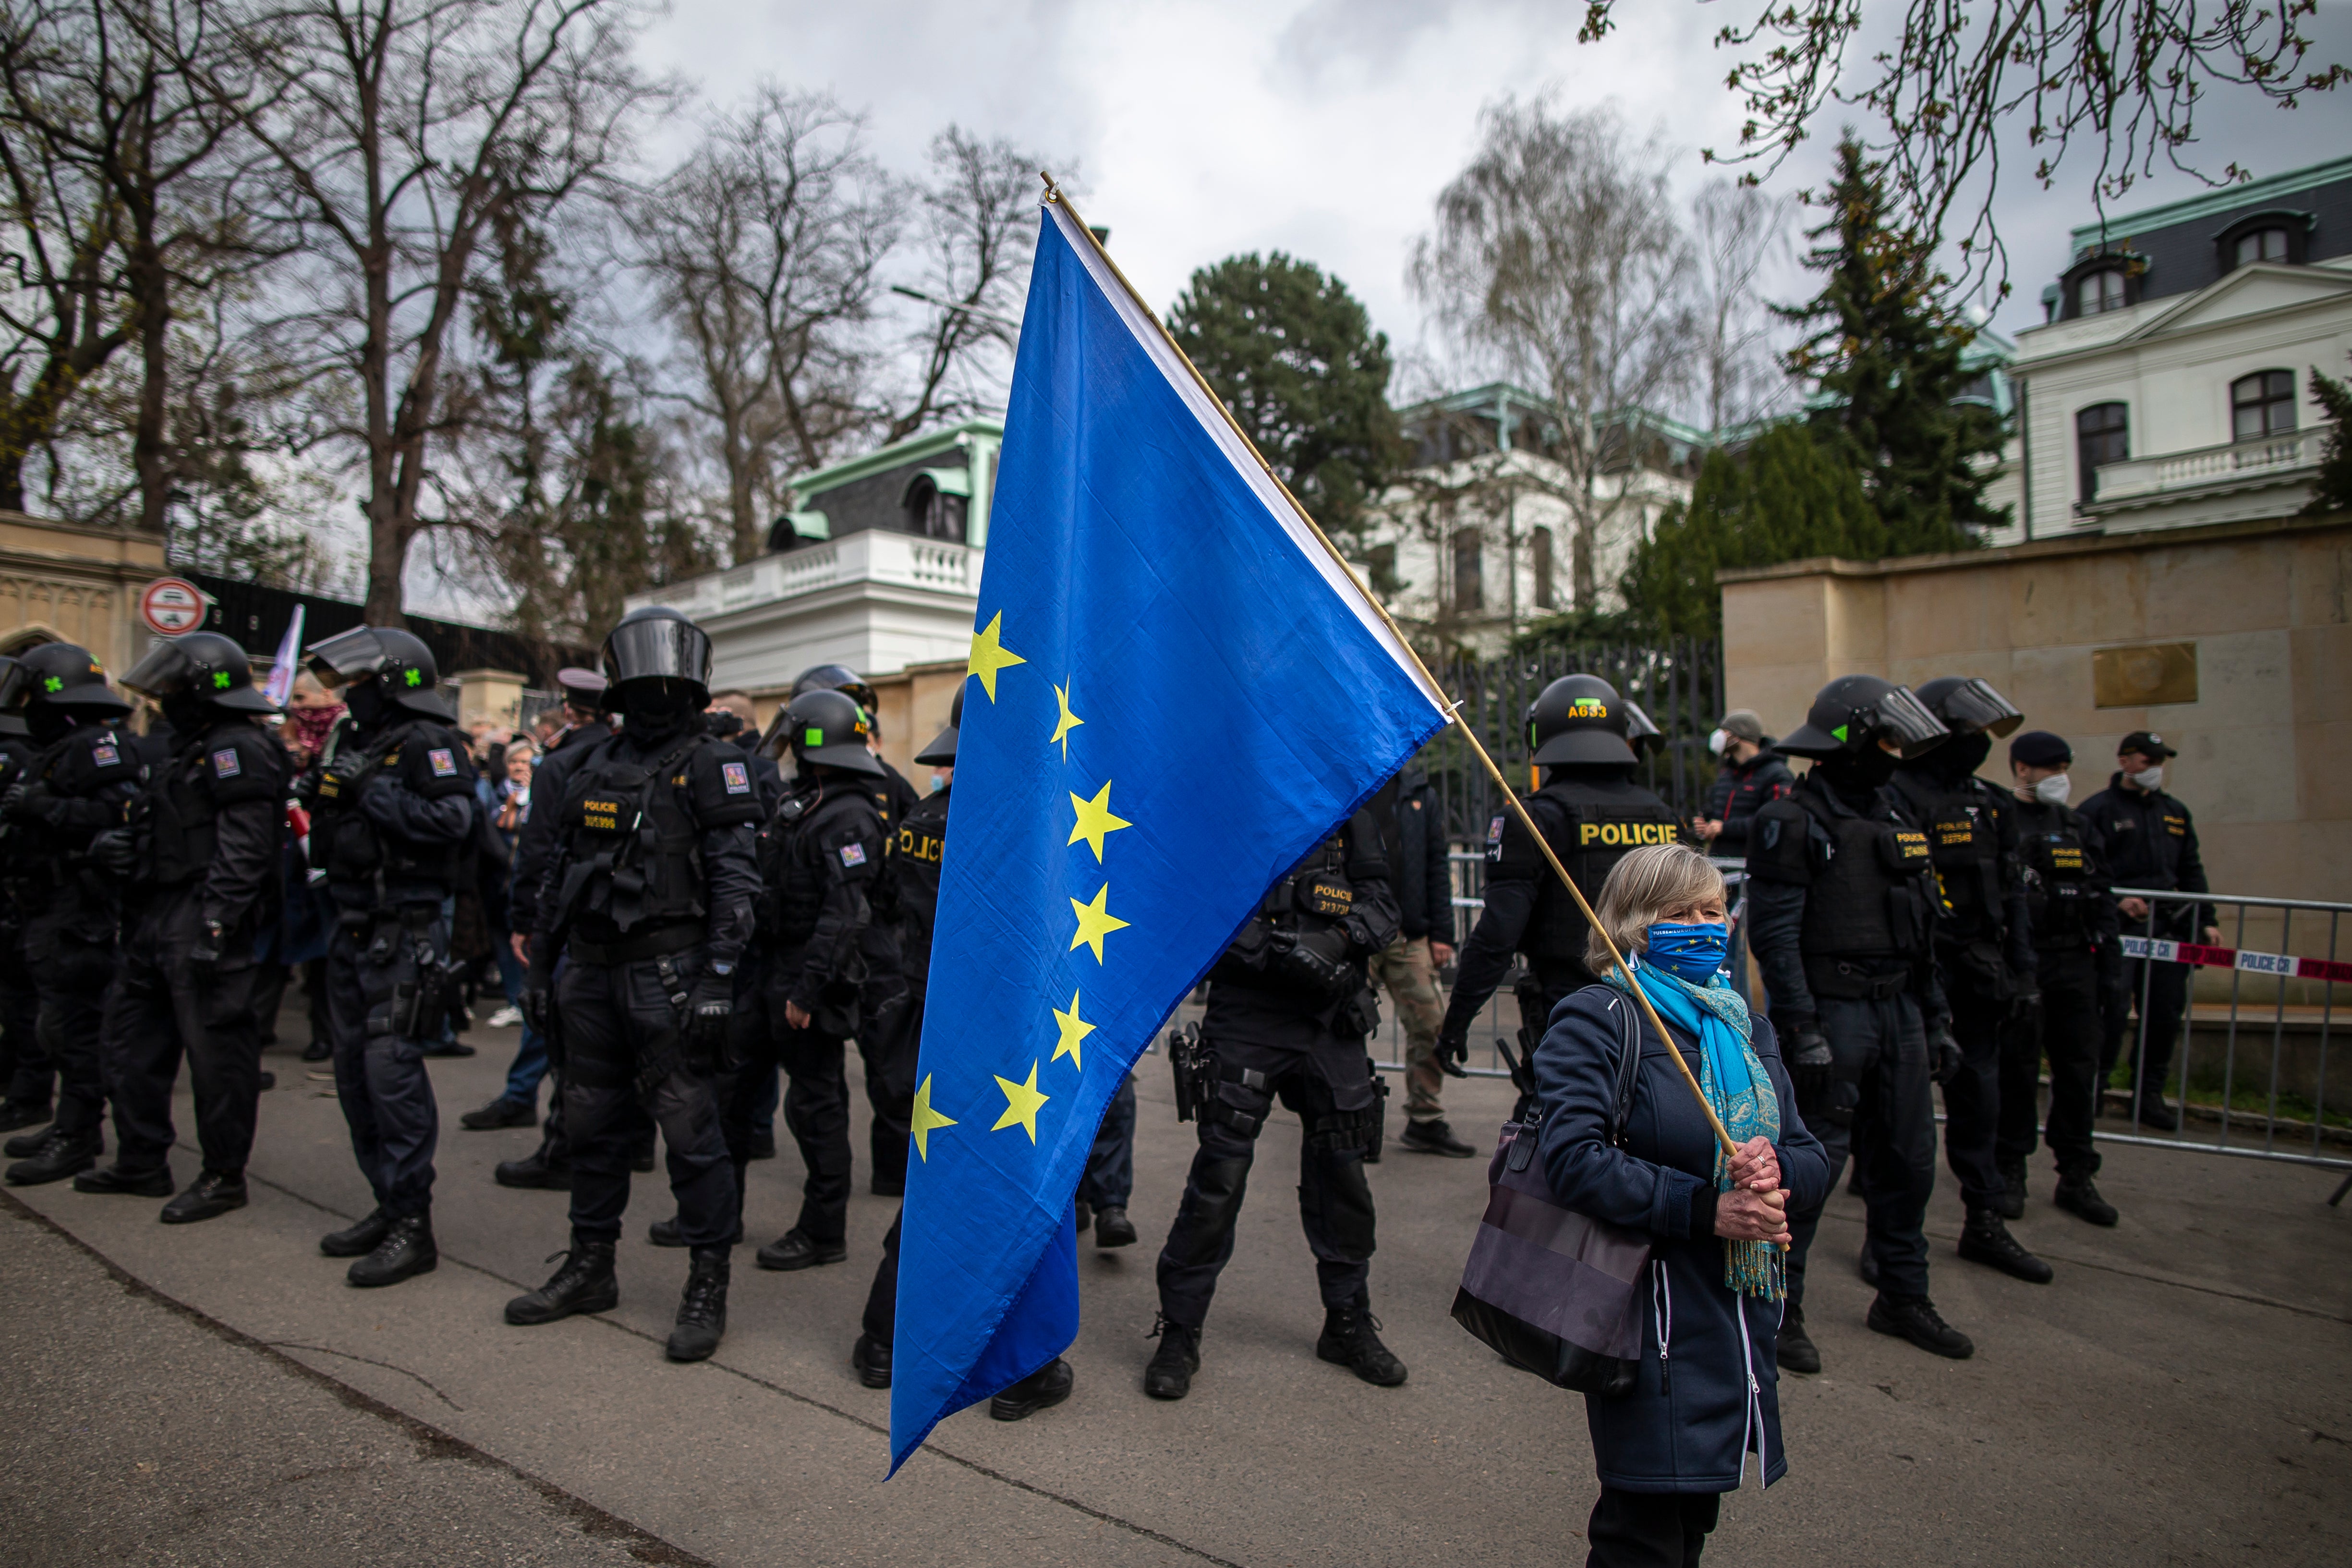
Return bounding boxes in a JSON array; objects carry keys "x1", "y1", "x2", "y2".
[{"x1": 888, "y1": 195, "x2": 1447, "y2": 1470}]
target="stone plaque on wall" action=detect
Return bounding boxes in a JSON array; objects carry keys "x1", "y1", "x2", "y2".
[{"x1": 2092, "y1": 641, "x2": 2199, "y2": 708}]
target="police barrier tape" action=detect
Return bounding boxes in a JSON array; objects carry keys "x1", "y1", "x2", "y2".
[{"x1": 2117, "y1": 934, "x2": 2352, "y2": 985}]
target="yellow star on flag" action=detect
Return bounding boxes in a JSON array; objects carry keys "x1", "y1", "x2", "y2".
[
  {"x1": 1067, "y1": 780, "x2": 1132, "y2": 863},
  {"x1": 910, "y1": 1074, "x2": 958, "y2": 1162},
  {"x1": 1052, "y1": 989, "x2": 1095, "y2": 1072},
  {"x1": 991, "y1": 1060, "x2": 1049, "y2": 1144},
  {"x1": 1067, "y1": 882, "x2": 1130, "y2": 962},
  {"x1": 969, "y1": 611, "x2": 1026, "y2": 702},
  {"x1": 1050, "y1": 681, "x2": 1084, "y2": 761}
]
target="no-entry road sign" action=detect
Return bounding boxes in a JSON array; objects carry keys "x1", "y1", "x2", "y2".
[{"x1": 138, "y1": 577, "x2": 209, "y2": 636}]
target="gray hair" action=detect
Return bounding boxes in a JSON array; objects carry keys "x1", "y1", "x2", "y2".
[{"x1": 1585, "y1": 843, "x2": 1729, "y2": 974}]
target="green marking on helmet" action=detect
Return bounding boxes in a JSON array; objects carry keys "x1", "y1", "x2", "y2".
[
  {"x1": 212, "y1": 671, "x2": 231, "y2": 688},
  {"x1": 1831, "y1": 724, "x2": 1848, "y2": 742},
  {"x1": 42, "y1": 676, "x2": 61, "y2": 693},
  {"x1": 404, "y1": 669, "x2": 422, "y2": 687},
  {"x1": 805, "y1": 727, "x2": 824, "y2": 747}
]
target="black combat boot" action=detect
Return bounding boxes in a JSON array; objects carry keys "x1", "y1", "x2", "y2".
[
  {"x1": 851, "y1": 1334, "x2": 892, "y2": 1389},
  {"x1": 1399, "y1": 1118, "x2": 1477, "y2": 1158},
  {"x1": 1143, "y1": 1316, "x2": 1200, "y2": 1400},
  {"x1": 1857, "y1": 1243, "x2": 1880, "y2": 1288},
  {"x1": 1958, "y1": 1208, "x2": 2053, "y2": 1283},
  {"x1": 4, "y1": 1123, "x2": 56, "y2": 1158},
  {"x1": 5, "y1": 1126, "x2": 101, "y2": 1186},
  {"x1": 459, "y1": 1096, "x2": 536, "y2": 1130},
  {"x1": 1993, "y1": 1159, "x2": 2026, "y2": 1221},
  {"x1": 0, "y1": 1097, "x2": 51, "y2": 1133},
  {"x1": 756, "y1": 1228, "x2": 846, "y2": 1271},
  {"x1": 648, "y1": 1214, "x2": 742, "y2": 1248},
  {"x1": 73, "y1": 1162, "x2": 175, "y2": 1197},
  {"x1": 506, "y1": 1240, "x2": 620, "y2": 1325},
  {"x1": 160, "y1": 1170, "x2": 248, "y2": 1225},
  {"x1": 347, "y1": 1212, "x2": 436, "y2": 1288},
  {"x1": 667, "y1": 1247, "x2": 729, "y2": 1362},
  {"x1": 1776, "y1": 1302, "x2": 1821, "y2": 1374},
  {"x1": 2054, "y1": 1172, "x2": 2119, "y2": 1227},
  {"x1": 2132, "y1": 1091, "x2": 2180, "y2": 1132},
  {"x1": 1093, "y1": 1206, "x2": 1138, "y2": 1248},
  {"x1": 320, "y1": 1206, "x2": 395, "y2": 1257},
  {"x1": 495, "y1": 1138, "x2": 571, "y2": 1191},
  {"x1": 1867, "y1": 1294, "x2": 1975, "y2": 1359},
  {"x1": 1317, "y1": 1303, "x2": 1407, "y2": 1386},
  {"x1": 990, "y1": 1358, "x2": 1074, "y2": 1421}
]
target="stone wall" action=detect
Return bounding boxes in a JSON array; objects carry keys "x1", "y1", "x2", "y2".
[{"x1": 0, "y1": 510, "x2": 169, "y2": 671}]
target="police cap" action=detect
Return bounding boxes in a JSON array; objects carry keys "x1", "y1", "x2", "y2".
[{"x1": 2009, "y1": 730, "x2": 2072, "y2": 768}]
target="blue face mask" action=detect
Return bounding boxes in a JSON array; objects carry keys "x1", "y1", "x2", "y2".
[{"x1": 1645, "y1": 921, "x2": 1729, "y2": 983}]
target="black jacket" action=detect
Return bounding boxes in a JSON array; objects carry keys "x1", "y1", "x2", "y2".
[
  {"x1": 134, "y1": 717, "x2": 290, "y2": 947},
  {"x1": 507, "y1": 719, "x2": 610, "y2": 940},
  {"x1": 2010, "y1": 793, "x2": 2121, "y2": 957},
  {"x1": 8, "y1": 721, "x2": 143, "y2": 934},
  {"x1": 1711, "y1": 747, "x2": 1796, "y2": 855},
  {"x1": 1376, "y1": 765, "x2": 1452, "y2": 942},
  {"x1": 1204, "y1": 805, "x2": 1400, "y2": 1047},
  {"x1": 2075, "y1": 775, "x2": 2215, "y2": 936},
  {"x1": 762, "y1": 775, "x2": 888, "y2": 1014}
]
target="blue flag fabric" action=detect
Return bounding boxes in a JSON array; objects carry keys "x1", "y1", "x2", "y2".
[{"x1": 887, "y1": 199, "x2": 1447, "y2": 1471}]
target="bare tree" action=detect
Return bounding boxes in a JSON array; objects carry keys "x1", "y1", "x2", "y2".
[
  {"x1": 1690, "y1": 178, "x2": 1791, "y2": 432},
  {"x1": 1411, "y1": 97, "x2": 1695, "y2": 611},
  {"x1": 1578, "y1": 0, "x2": 2348, "y2": 301},
  {"x1": 214, "y1": 0, "x2": 661, "y2": 621},
  {"x1": 631, "y1": 86, "x2": 890, "y2": 565}
]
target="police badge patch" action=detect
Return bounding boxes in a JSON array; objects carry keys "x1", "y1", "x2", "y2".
[
  {"x1": 92, "y1": 744, "x2": 121, "y2": 767},
  {"x1": 210, "y1": 747, "x2": 241, "y2": 778},
  {"x1": 838, "y1": 842, "x2": 867, "y2": 868},
  {"x1": 427, "y1": 747, "x2": 457, "y2": 777},
  {"x1": 722, "y1": 761, "x2": 751, "y2": 795}
]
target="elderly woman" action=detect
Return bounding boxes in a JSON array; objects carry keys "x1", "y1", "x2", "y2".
[{"x1": 1534, "y1": 842, "x2": 1830, "y2": 1567}]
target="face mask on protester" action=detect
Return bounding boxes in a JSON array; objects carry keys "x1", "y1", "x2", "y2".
[
  {"x1": 2033, "y1": 773, "x2": 2072, "y2": 806},
  {"x1": 2126, "y1": 764, "x2": 2164, "y2": 792},
  {"x1": 930, "y1": 771, "x2": 950, "y2": 793},
  {"x1": 1707, "y1": 728, "x2": 1727, "y2": 758},
  {"x1": 1643, "y1": 922, "x2": 1729, "y2": 984}
]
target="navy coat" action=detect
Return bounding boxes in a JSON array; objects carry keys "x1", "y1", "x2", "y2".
[{"x1": 1535, "y1": 986, "x2": 1830, "y2": 1493}]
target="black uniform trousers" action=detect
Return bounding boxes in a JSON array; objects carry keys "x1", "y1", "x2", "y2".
[
  {"x1": 1586, "y1": 1488, "x2": 1721, "y2": 1568},
  {"x1": 721, "y1": 953, "x2": 856, "y2": 1243},
  {"x1": 863, "y1": 1208, "x2": 904, "y2": 1345},
  {"x1": 1078, "y1": 1072, "x2": 1138, "y2": 1211},
  {"x1": 859, "y1": 969, "x2": 916, "y2": 1191},
  {"x1": 1786, "y1": 991, "x2": 1937, "y2": 1308},
  {"x1": 326, "y1": 908, "x2": 446, "y2": 1218},
  {"x1": 1155, "y1": 1026, "x2": 1380, "y2": 1328},
  {"x1": 2003, "y1": 947, "x2": 2103, "y2": 1177},
  {"x1": 1936, "y1": 964, "x2": 2007, "y2": 1212},
  {"x1": 25, "y1": 914, "x2": 116, "y2": 1138},
  {"x1": 100, "y1": 895, "x2": 266, "y2": 1175},
  {"x1": 0, "y1": 924, "x2": 46, "y2": 1108},
  {"x1": 2103, "y1": 954, "x2": 2190, "y2": 1098},
  {"x1": 558, "y1": 948, "x2": 735, "y2": 1248}
]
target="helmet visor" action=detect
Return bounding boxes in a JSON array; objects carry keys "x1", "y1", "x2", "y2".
[
  {"x1": 1940, "y1": 678, "x2": 2024, "y2": 738},
  {"x1": 1622, "y1": 699, "x2": 1663, "y2": 752},
  {"x1": 1872, "y1": 686, "x2": 1951, "y2": 757},
  {"x1": 306, "y1": 626, "x2": 390, "y2": 690},
  {"x1": 122, "y1": 640, "x2": 197, "y2": 699},
  {"x1": 0, "y1": 657, "x2": 27, "y2": 712},
  {"x1": 604, "y1": 618, "x2": 711, "y2": 688}
]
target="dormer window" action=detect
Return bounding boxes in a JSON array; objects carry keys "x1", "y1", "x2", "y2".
[
  {"x1": 2077, "y1": 268, "x2": 2127, "y2": 315},
  {"x1": 2234, "y1": 228, "x2": 2289, "y2": 267},
  {"x1": 2216, "y1": 210, "x2": 2310, "y2": 272}
]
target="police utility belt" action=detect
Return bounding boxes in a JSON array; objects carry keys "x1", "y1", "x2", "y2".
[
  {"x1": 566, "y1": 919, "x2": 702, "y2": 965},
  {"x1": 1803, "y1": 955, "x2": 1913, "y2": 1000}
]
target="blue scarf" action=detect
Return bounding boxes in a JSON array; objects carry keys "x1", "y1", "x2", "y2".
[{"x1": 1607, "y1": 958, "x2": 1785, "y2": 1301}]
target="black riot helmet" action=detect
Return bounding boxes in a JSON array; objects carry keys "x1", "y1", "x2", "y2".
[
  {"x1": 913, "y1": 686, "x2": 962, "y2": 766},
  {"x1": 0, "y1": 642, "x2": 130, "y2": 718},
  {"x1": 306, "y1": 625, "x2": 448, "y2": 717},
  {"x1": 783, "y1": 688, "x2": 884, "y2": 777},
  {"x1": 1911, "y1": 676, "x2": 2024, "y2": 738},
  {"x1": 602, "y1": 606, "x2": 713, "y2": 704},
  {"x1": 1778, "y1": 674, "x2": 1949, "y2": 760},
  {"x1": 123, "y1": 632, "x2": 278, "y2": 714},
  {"x1": 1527, "y1": 674, "x2": 1644, "y2": 767},
  {"x1": 790, "y1": 662, "x2": 879, "y2": 718}
]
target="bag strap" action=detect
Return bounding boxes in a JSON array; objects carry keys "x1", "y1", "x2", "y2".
[{"x1": 1599, "y1": 991, "x2": 1644, "y2": 1147}]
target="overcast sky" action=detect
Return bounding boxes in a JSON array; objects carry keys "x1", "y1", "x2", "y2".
[{"x1": 638, "y1": 0, "x2": 2352, "y2": 359}]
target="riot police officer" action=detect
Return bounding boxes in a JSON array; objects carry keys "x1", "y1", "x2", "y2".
[
  {"x1": 72, "y1": 633, "x2": 290, "y2": 1220},
  {"x1": 504, "y1": 608, "x2": 762, "y2": 1362},
  {"x1": 1436, "y1": 675, "x2": 1679, "y2": 1070},
  {"x1": 1146, "y1": 804, "x2": 1406, "y2": 1401},
  {"x1": 2005, "y1": 730, "x2": 2122, "y2": 1226},
  {"x1": 730, "y1": 687, "x2": 888, "y2": 1274},
  {"x1": 0, "y1": 644, "x2": 141, "y2": 1186},
  {"x1": 1747, "y1": 675, "x2": 1971, "y2": 1369},
  {"x1": 0, "y1": 662, "x2": 48, "y2": 1133},
  {"x1": 1890, "y1": 677, "x2": 2050, "y2": 1284},
  {"x1": 299, "y1": 627, "x2": 479, "y2": 1286}
]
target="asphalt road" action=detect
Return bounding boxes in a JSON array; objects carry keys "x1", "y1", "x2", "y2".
[{"x1": 4, "y1": 1001, "x2": 2349, "y2": 1567}]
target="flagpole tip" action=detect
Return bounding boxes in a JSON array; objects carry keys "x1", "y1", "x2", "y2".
[{"x1": 1040, "y1": 170, "x2": 1061, "y2": 201}]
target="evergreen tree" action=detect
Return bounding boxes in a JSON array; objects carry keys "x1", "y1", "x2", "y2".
[
  {"x1": 2304, "y1": 365, "x2": 2352, "y2": 517},
  {"x1": 1780, "y1": 137, "x2": 2005, "y2": 550},
  {"x1": 1619, "y1": 420, "x2": 1879, "y2": 636},
  {"x1": 1167, "y1": 253, "x2": 1401, "y2": 540}
]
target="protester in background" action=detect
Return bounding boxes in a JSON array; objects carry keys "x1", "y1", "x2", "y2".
[
  {"x1": 1691, "y1": 709, "x2": 1795, "y2": 856},
  {"x1": 1368, "y1": 761, "x2": 1471, "y2": 1157},
  {"x1": 482, "y1": 740, "x2": 534, "y2": 1029},
  {"x1": 2078, "y1": 732, "x2": 2219, "y2": 1131},
  {"x1": 281, "y1": 671, "x2": 344, "y2": 1063},
  {"x1": 1533, "y1": 843, "x2": 1826, "y2": 1566}
]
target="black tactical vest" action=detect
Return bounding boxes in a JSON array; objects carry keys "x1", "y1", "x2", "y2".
[
  {"x1": 555, "y1": 732, "x2": 712, "y2": 938},
  {"x1": 1208, "y1": 830, "x2": 1371, "y2": 994},
  {"x1": 147, "y1": 741, "x2": 221, "y2": 887},
  {"x1": 1892, "y1": 773, "x2": 2003, "y2": 943},
  {"x1": 894, "y1": 789, "x2": 948, "y2": 951},
  {"x1": 1522, "y1": 783, "x2": 1682, "y2": 963},
  {"x1": 757, "y1": 786, "x2": 877, "y2": 948},
  {"x1": 2021, "y1": 813, "x2": 2097, "y2": 948},
  {"x1": 312, "y1": 719, "x2": 467, "y2": 892},
  {"x1": 1792, "y1": 791, "x2": 1936, "y2": 988}
]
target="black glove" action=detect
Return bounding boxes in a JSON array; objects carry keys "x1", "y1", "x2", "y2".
[
  {"x1": 691, "y1": 970, "x2": 734, "y2": 1054},
  {"x1": 89, "y1": 827, "x2": 139, "y2": 878},
  {"x1": 1, "y1": 780, "x2": 38, "y2": 824},
  {"x1": 1930, "y1": 1027, "x2": 1963, "y2": 1085},
  {"x1": 520, "y1": 979, "x2": 554, "y2": 1036},
  {"x1": 1264, "y1": 927, "x2": 1355, "y2": 999},
  {"x1": 1789, "y1": 1028, "x2": 1833, "y2": 1105},
  {"x1": 1435, "y1": 1023, "x2": 1470, "y2": 1078},
  {"x1": 2009, "y1": 984, "x2": 2042, "y2": 1021},
  {"x1": 189, "y1": 920, "x2": 225, "y2": 976}
]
